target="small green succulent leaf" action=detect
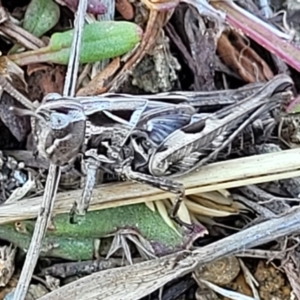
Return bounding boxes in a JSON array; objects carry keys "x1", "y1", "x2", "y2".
[{"x1": 23, "y1": 0, "x2": 60, "y2": 38}]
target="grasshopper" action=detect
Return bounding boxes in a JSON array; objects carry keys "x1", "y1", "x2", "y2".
[
  {"x1": 71, "y1": 75, "x2": 292, "y2": 227},
  {"x1": 9, "y1": 75, "x2": 293, "y2": 228}
]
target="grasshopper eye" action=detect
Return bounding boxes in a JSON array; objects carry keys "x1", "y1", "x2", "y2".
[{"x1": 50, "y1": 112, "x2": 70, "y2": 130}]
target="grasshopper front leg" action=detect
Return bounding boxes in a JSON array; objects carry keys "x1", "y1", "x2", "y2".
[
  {"x1": 71, "y1": 148, "x2": 116, "y2": 220},
  {"x1": 73, "y1": 154, "x2": 100, "y2": 216},
  {"x1": 115, "y1": 164, "x2": 192, "y2": 229}
]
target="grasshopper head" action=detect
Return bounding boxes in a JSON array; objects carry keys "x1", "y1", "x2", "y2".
[{"x1": 10, "y1": 100, "x2": 86, "y2": 166}]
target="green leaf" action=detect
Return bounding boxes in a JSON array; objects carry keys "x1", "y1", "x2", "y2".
[
  {"x1": 9, "y1": 21, "x2": 143, "y2": 66},
  {"x1": 48, "y1": 21, "x2": 143, "y2": 64},
  {"x1": 23, "y1": 0, "x2": 60, "y2": 38}
]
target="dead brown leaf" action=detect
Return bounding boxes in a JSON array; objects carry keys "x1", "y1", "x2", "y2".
[
  {"x1": 27, "y1": 65, "x2": 66, "y2": 101},
  {"x1": 224, "y1": 273, "x2": 253, "y2": 299},
  {"x1": 26, "y1": 63, "x2": 50, "y2": 77},
  {"x1": 116, "y1": 0, "x2": 134, "y2": 20},
  {"x1": 231, "y1": 31, "x2": 274, "y2": 81}
]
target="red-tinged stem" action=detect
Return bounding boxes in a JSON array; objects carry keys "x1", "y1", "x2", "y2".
[{"x1": 212, "y1": 0, "x2": 300, "y2": 72}]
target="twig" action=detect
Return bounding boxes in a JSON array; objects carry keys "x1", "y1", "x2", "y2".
[
  {"x1": 63, "y1": 0, "x2": 87, "y2": 97},
  {"x1": 38, "y1": 207, "x2": 300, "y2": 300},
  {"x1": 0, "y1": 21, "x2": 45, "y2": 50},
  {"x1": 236, "y1": 249, "x2": 285, "y2": 260},
  {"x1": 2, "y1": 148, "x2": 300, "y2": 224},
  {"x1": 11, "y1": 1, "x2": 88, "y2": 299}
]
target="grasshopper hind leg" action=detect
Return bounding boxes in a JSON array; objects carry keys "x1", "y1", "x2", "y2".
[{"x1": 118, "y1": 166, "x2": 193, "y2": 229}]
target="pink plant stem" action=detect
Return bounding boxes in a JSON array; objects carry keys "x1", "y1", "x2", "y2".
[{"x1": 212, "y1": 0, "x2": 300, "y2": 72}]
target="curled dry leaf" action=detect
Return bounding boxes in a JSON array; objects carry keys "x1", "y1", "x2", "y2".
[
  {"x1": 212, "y1": 0, "x2": 300, "y2": 72},
  {"x1": 230, "y1": 31, "x2": 274, "y2": 81},
  {"x1": 26, "y1": 64, "x2": 66, "y2": 101},
  {"x1": 217, "y1": 31, "x2": 274, "y2": 83}
]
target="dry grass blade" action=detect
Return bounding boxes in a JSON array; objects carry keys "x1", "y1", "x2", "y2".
[
  {"x1": 185, "y1": 198, "x2": 238, "y2": 217},
  {"x1": 38, "y1": 206, "x2": 300, "y2": 300},
  {"x1": 1, "y1": 148, "x2": 300, "y2": 224},
  {"x1": 154, "y1": 200, "x2": 179, "y2": 233}
]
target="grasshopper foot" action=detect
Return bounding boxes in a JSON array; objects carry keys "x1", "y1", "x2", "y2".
[{"x1": 171, "y1": 215, "x2": 194, "y2": 232}]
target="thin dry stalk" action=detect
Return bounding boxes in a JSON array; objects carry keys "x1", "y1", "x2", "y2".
[{"x1": 12, "y1": 165, "x2": 61, "y2": 300}]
